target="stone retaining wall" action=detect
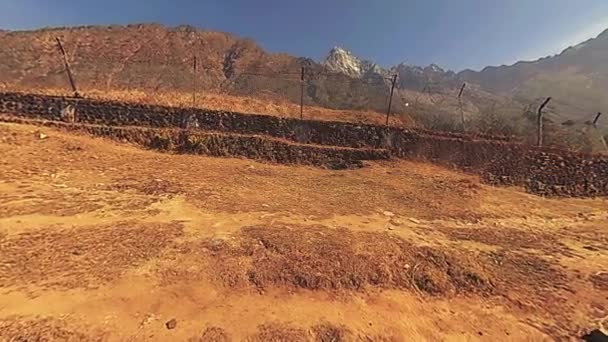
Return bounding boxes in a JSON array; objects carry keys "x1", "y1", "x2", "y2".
[
  {"x1": 0, "y1": 116, "x2": 389, "y2": 170},
  {"x1": 0, "y1": 92, "x2": 515, "y2": 149},
  {"x1": 1, "y1": 91, "x2": 607, "y2": 197}
]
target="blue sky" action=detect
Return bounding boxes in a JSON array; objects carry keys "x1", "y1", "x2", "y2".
[{"x1": 1, "y1": 0, "x2": 608, "y2": 71}]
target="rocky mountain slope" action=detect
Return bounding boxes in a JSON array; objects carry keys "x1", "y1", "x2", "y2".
[
  {"x1": 1, "y1": 23, "x2": 607, "y2": 138},
  {"x1": 0, "y1": 24, "x2": 391, "y2": 115},
  {"x1": 323, "y1": 31, "x2": 608, "y2": 131},
  {"x1": 459, "y1": 28, "x2": 608, "y2": 127}
]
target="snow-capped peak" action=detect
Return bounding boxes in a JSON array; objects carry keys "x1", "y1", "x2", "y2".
[
  {"x1": 427, "y1": 63, "x2": 445, "y2": 73},
  {"x1": 323, "y1": 47, "x2": 452, "y2": 84},
  {"x1": 323, "y1": 46, "x2": 388, "y2": 78},
  {"x1": 323, "y1": 46, "x2": 365, "y2": 77}
]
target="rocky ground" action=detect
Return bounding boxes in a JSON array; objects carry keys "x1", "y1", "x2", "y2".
[{"x1": 0, "y1": 122, "x2": 607, "y2": 341}]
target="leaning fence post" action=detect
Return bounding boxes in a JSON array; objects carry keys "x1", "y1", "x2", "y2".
[
  {"x1": 55, "y1": 37, "x2": 79, "y2": 97},
  {"x1": 593, "y1": 112, "x2": 602, "y2": 127},
  {"x1": 192, "y1": 55, "x2": 197, "y2": 107},
  {"x1": 591, "y1": 112, "x2": 608, "y2": 152},
  {"x1": 537, "y1": 97, "x2": 552, "y2": 147},
  {"x1": 300, "y1": 66, "x2": 305, "y2": 120},
  {"x1": 385, "y1": 74, "x2": 397, "y2": 125},
  {"x1": 457, "y1": 83, "x2": 466, "y2": 131}
]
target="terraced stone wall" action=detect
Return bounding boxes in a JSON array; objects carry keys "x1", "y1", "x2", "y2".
[{"x1": 1, "y1": 91, "x2": 607, "y2": 197}]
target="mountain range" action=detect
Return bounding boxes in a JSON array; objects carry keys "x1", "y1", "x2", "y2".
[{"x1": 1, "y1": 23, "x2": 607, "y2": 135}]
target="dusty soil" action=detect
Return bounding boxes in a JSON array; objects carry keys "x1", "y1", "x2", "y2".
[{"x1": 0, "y1": 122, "x2": 607, "y2": 341}]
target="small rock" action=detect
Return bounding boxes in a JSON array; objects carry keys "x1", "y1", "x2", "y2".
[
  {"x1": 408, "y1": 218, "x2": 420, "y2": 224},
  {"x1": 165, "y1": 318, "x2": 177, "y2": 330},
  {"x1": 387, "y1": 226, "x2": 395, "y2": 231},
  {"x1": 382, "y1": 211, "x2": 395, "y2": 217},
  {"x1": 390, "y1": 218, "x2": 403, "y2": 226},
  {"x1": 261, "y1": 204, "x2": 270, "y2": 208},
  {"x1": 139, "y1": 314, "x2": 159, "y2": 328},
  {"x1": 38, "y1": 133, "x2": 48, "y2": 139}
]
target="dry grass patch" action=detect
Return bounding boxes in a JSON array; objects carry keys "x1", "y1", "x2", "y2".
[
  {"x1": 486, "y1": 250, "x2": 572, "y2": 306},
  {"x1": 245, "y1": 322, "x2": 309, "y2": 342},
  {"x1": 0, "y1": 316, "x2": 105, "y2": 341},
  {"x1": 189, "y1": 326, "x2": 232, "y2": 342},
  {"x1": 436, "y1": 226, "x2": 573, "y2": 256},
  {"x1": 201, "y1": 225, "x2": 494, "y2": 296},
  {"x1": 590, "y1": 272, "x2": 608, "y2": 291},
  {"x1": 0, "y1": 221, "x2": 183, "y2": 290},
  {"x1": 311, "y1": 322, "x2": 351, "y2": 342}
]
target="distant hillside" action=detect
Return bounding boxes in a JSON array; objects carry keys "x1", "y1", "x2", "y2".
[
  {"x1": 459, "y1": 29, "x2": 608, "y2": 128},
  {"x1": 0, "y1": 23, "x2": 606, "y2": 152},
  {"x1": 0, "y1": 24, "x2": 394, "y2": 115}
]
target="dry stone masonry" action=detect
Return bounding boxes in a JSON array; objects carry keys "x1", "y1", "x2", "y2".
[{"x1": 1, "y1": 91, "x2": 607, "y2": 197}]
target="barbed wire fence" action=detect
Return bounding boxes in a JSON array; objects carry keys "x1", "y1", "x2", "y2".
[{"x1": 7, "y1": 35, "x2": 606, "y2": 153}]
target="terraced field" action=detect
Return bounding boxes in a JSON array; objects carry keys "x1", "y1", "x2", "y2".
[{"x1": 1, "y1": 117, "x2": 607, "y2": 340}]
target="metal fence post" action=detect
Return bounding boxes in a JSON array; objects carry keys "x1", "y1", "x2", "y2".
[
  {"x1": 386, "y1": 74, "x2": 397, "y2": 125},
  {"x1": 192, "y1": 55, "x2": 197, "y2": 107},
  {"x1": 457, "y1": 83, "x2": 466, "y2": 131},
  {"x1": 300, "y1": 66, "x2": 305, "y2": 120},
  {"x1": 537, "y1": 97, "x2": 552, "y2": 147},
  {"x1": 55, "y1": 37, "x2": 79, "y2": 97},
  {"x1": 593, "y1": 112, "x2": 602, "y2": 127}
]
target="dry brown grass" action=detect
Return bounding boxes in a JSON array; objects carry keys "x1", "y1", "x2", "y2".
[
  {"x1": 0, "y1": 122, "x2": 605, "y2": 340},
  {"x1": 189, "y1": 323, "x2": 354, "y2": 342},
  {"x1": 199, "y1": 225, "x2": 494, "y2": 296},
  {"x1": 435, "y1": 226, "x2": 573, "y2": 256},
  {"x1": 0, "y1": 121, "x2": 488, "y2": 220},
  {"x1": 189, "y1": 326, "x2": 232, "y2": 342},
  {"x1": 3, "y1": 86, "x2": 414, "y2": 126},
  {"x1": 245, "y1": 322, "x2": 309, "y2": 342},
  {"x1": 190, "y1": 224, "x2": 586, "y2": 337},
  {"x1": 311, "y1": 322, "x2": 351, "y2": 342},
  {"x1": 590, "y1": 272, "x2": 608, "y2": 291},
  {"x1": 0, "y1": 316, "x2": 105, "y2": 341},
  {"x1": 0, "y1": 221, "x2": 183, "y2": 290}
]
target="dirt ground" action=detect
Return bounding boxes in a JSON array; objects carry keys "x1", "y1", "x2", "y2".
[{"x1": 0, "y1": 122, "x2": 607, "y2": 341}]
